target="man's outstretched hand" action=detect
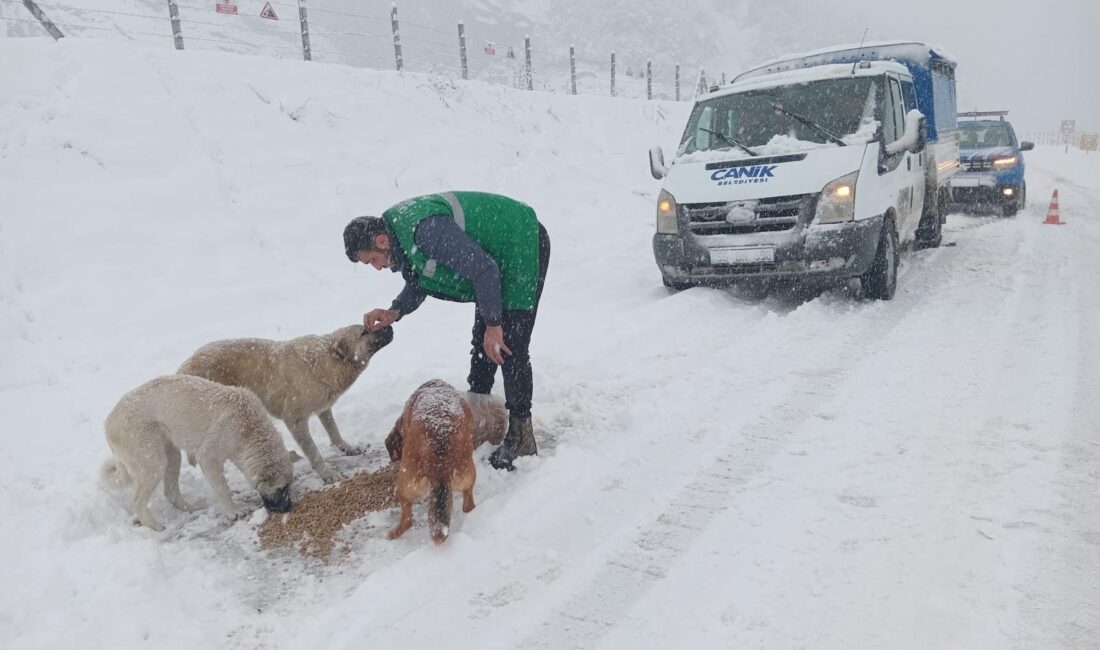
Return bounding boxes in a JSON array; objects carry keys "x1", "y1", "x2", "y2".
[
  {"x1": 364, "y1": 308, "x2": 399, "y2": 331},
  {"x1": 483, "y1": 324, "x2": 512, "y2": 365}
]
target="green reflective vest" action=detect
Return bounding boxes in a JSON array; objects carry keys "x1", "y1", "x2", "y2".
[{"x1": 382, "y1": 192, "x2": 540, "y2": 311}]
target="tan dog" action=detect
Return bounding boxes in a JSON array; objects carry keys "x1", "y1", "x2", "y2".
[
  {"x1": 178, "y1": 325, "x2": 394, "y2": 482},
  {"x1": 102, "y1": 375, "x2": 295, "y2": 531},
  {"x1": 385, "y1": 380, "x2": 476, "y2": 544}
]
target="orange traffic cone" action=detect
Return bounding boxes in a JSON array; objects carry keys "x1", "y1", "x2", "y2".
[{"x1": 1044, "y1": 189, "x2": 1064, "y2": 225}]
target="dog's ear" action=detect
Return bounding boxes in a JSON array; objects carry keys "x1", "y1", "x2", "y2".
[
  {"x1": 329, "y1": 332, "x2": 353, "y2": 360},
  {"x1": 384, "y1": 417, "x2": 403, "y2": 463}
]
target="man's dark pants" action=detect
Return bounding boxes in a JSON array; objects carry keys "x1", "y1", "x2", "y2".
[{"x1": 467, "y1": 224, "x2": 550, "y2": 419}]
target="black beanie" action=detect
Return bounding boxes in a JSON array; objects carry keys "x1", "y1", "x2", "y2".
[{"x1": 343, "y1": 216, "x2": 388, "y2": 262}]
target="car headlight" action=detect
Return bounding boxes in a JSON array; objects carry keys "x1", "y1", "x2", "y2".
[
  {"x1": 815, "y1": 171, "x2": 858, "y2": 224},
  {"x1": 656, "y1": 189, "x2": 679, "y2": 234},
  {"x1": 992, "y1": 156, "x2": 1017, "y2": 168}
]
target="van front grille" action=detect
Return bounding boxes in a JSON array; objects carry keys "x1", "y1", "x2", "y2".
[{"x1": 683, "y1": 194, "x2": 811, "y2": 236}]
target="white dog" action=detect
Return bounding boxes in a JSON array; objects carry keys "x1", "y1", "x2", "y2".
[
  {"x1": 102, "y1": 375, "x2": 295, "y2": 530},
  {"x1": 177, "y1": 324, "x2": 394, "y2": 482}
]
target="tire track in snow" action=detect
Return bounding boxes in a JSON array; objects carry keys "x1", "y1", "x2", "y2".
[
  {"x1": 516, "y1": 242, "x2": 963, "y2": 649},
  {"x1": 1010, "y1": 168, "x2": 1100, "y2": 648}
]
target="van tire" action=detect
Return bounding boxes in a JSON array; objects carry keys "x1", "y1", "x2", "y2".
[
  {"x1": 861, "y1": 218, "x2": 898, "y2": 300},
  {"x1": 915, "y1": 188, "x2": 943, "y2": 249},
  {"x1": 662, "y1": 276, "x2": 694, "y2": 291}
]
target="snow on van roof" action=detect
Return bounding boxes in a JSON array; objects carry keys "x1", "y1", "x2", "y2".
[
  {"x1": 701, "y1": 61, "x2": 907, "y2": 100},
  {"x1": 752, "y1": 40, "x2": 958, "y2": 70}
]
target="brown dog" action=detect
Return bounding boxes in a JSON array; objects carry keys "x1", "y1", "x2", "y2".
[{"x1": 385, "y1": 380, "x2": 476, "y2": 544}]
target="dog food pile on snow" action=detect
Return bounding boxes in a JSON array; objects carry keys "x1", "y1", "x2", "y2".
[
  {"x1": 259, "y1": 400, "x2": 506, "y2": 559},
  {"x1": 259, "y1": 464, "x2": 398, "y2": 559}
]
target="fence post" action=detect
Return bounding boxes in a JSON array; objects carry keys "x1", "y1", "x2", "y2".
[
  {"x1": 675, "y1": 63, "x2": 680, "y2": 101},
  {"x1": 569, "y1": 45, "x2": 577, "y2": 95},
  {"x1": 610, "y1": 51, "x2": 616, "y2": 97},
  {"x1": 457, "y1": 21, "x2": 468, "y2": 80},
  {"x1": 22, "y1": 0, "x2": 64, "y2": 40},
  {"x1": 524, "y1": 35, "x2": 532, "y2": 90},
  {"x1": 164, "y1": 0, "x2": 183, "y2": 50},
  {"x1": 391, "y1": 4, "x2": 403, "y2": 72},
  {"x1": 646, "y1": 59, "x2": 652, "y2": 100},
  {"x1": 697, "y1": 68, "x2": 706, "y2": 95},
  {"x1": 297, "y1": 0, "x2": 311, "y2": 61}
]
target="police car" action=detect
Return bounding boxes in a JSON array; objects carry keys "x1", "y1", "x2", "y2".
[{"x1": 948, "y1": 111, "x2": 1033, "y2": 216}]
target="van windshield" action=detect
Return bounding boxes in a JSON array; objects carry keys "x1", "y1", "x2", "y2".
[{"x1": 679, "y1": 77, "x2": 879, "y2": 156}]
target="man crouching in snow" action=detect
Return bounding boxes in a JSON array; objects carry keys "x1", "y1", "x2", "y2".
[{"x1": 343, "y1": 191, "x2": 550, "y2": 471}]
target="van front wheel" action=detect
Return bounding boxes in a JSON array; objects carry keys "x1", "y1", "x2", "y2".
[
  {"x1": 861, "y1": 219, "x2": 898, "y2": 300},
  {"x1": 662, "y1": 276, "x2": 695, "y2": 291}
]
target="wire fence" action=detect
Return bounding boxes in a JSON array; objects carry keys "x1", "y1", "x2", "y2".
[
  {"x1": 2, "y1": 0, "x2": 709, "y2": 101},
  {"x1": 1019, "y1": 131, "x2": 1095, "y2": 148}
]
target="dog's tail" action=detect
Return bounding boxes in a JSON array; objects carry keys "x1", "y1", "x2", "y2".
[
  {"x1": 427, "y1": 484, "x2": 453, "y2": 545},
  {"x1": 99, "y1": 457, "x2": 132, "y2": 488}
]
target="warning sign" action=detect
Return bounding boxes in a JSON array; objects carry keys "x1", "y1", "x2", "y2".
[
  {"x1": 483, "y1": 43, "x2": 496, "y2": 55},
  {"x1": 215, "y1": 3, "x2": 238, "y2": 15},
  {"x1": 260, "y1": 2, "x2": 278, "y2": 20},
  {"x1": 1081, "y1": 133, "x2": 1099, "y2": 152}
]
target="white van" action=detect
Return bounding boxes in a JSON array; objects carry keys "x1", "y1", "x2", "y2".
[{"x1": 650, "y1": 43, "x2": 959, "y2": 299}]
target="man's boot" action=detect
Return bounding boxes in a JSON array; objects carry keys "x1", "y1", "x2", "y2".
[{"x1": 489, "y1": 416, "x2": 537, "y2": 471}]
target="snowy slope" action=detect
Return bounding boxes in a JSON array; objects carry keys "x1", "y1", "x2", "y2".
[
  {"x1": 0, "y1": 0, "x2": 731, "y2": 98},
  {"x1": 2, "y1": 39, "x2": 1099, "y2": 649},
  {"x1": 0, "y1": 0, "x2": 838, "y2": 99}
]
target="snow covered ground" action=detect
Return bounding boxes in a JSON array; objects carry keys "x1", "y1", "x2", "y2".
[{"x1": 1, "y1": 39, "x2": 1098, "y2": 649}]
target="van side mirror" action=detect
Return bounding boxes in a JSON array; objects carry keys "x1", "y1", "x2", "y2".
[
  {"x1": 1020, "y1": 141, "x2": 1035, "y2": 151},
  {"x1": 884, "y1": 112, "x2": 926, "y2": 156},
  {"x1": 649, "y1": 146, "x2": 668, "y2": 180},
  {"x1": 911, "y1": 115, "x2": 928, "y2": 154}
]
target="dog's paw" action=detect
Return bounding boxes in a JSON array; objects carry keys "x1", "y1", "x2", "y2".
[
  {"x1": 175, "y1": 499, "x2": 203, "y2": 513},
  {"x1": 226, "y1": 506, "x2": 253, "y2": 522},
  {"x1": 336, "y1": 443, "x2": 364, "y2": 456},
  {"x1": 319, "y1": 468, "x2": 341, "y2": 484},
  {"x1": 133, "y1": 515, "x2": 165, "y2": 532}
]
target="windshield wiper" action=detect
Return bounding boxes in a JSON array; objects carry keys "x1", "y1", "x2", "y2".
[
  {"x1": 699, "y1": 127, "x2": 759, "y2": 157},
  {"x1": 770, "y1": 102, "x2": 847, "y2": 146}
]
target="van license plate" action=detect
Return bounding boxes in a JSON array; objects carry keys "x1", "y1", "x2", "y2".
[{"x1": 710, "y1": 246, "x2": 775, "y2": 265}]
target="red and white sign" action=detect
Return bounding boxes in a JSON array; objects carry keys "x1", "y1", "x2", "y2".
[
  {"x1": 215, "y1": 3, "x2": 238, "y2": 15},
  {"x1": 483, "y1": 43, "x2": 496, "y2": 55},
  {"x1": 260, "y1": 2, "x2": 278, "y2": 20}
]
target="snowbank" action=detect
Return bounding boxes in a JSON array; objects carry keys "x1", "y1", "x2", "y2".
[
  {"x1": 2, "y1": 38, "x2": 1097, "y2": 650},
  {"x1": 0, "y1": 36, "x2": 688, "y2": 649}
]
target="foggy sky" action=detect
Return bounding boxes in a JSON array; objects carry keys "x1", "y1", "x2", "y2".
[
  {"x1": 737, "y1": 0, "x2": 1100, "y2": 135},
  {"x1": 389, "y1": 0, "x2": 1098, "y2": 135}
]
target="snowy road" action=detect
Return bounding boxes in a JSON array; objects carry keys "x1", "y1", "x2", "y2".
[{"x1": 1, "y1": 40, "x2": 1097, "y2": 649}]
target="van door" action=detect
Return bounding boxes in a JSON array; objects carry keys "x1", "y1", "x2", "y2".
[
  {"x1": 879, "y1": 75, "x2": 922, "y2": 241},
  {"x1": 900, "y1": 77, "x2": 927, "y2": 235}
]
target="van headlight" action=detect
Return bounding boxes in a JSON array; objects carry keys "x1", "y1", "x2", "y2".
[
  {"x1": 815, "y1": 171, "x2": 859, "y2": 224},
  {"x1": 656, "y1": 189, "x2": 679, "y2": 234}
]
